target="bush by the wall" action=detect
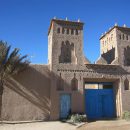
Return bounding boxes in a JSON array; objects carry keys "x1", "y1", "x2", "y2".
[
  {"x1": 69, "y1": 114, "x2": 87, "y2": 123},
  {"x1": 122, "y1": 111, "x2": 130, "y2": 121}
]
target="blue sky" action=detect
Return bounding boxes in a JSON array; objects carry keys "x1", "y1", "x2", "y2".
[{"x1": 0, "y1": 0, "x2": 130, "y2": 64}]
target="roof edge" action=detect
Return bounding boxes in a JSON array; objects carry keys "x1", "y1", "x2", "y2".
[
  {"x1": 100, "y1": 26, "x2": 130, "y2": 40},
  {"x1": 48, "y1": 18, "x2": 84, "y2": 35}
]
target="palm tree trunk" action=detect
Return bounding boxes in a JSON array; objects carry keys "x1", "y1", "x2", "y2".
[{"x1": 0, "y1": 80, "x2": 3, "y2": 121}]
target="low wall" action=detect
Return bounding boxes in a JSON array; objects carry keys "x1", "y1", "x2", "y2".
[{"x1": 1, "y1": 64, "x2": 51, "y2": 121}]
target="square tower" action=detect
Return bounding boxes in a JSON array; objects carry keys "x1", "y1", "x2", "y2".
[
  {"x1": 99, "y1": 26, "x2": 118, "y2": 64},
  {"x1": 48, "y1": 18, "x2": 84, "y2": 71},
  {"x1": 116, "y1": 26, "x2": 130, "y2": 66},
  {"x1": 99, "y1": 25, "x2": 130, "y2": 66}
]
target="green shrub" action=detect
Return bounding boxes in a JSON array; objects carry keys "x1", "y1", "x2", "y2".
[
  {"x1": 123, "y1": 111, "x2": 130, "y2": 121},
  {"x1": 69, "y1": 114, "x2": 87, "y2": 123}
]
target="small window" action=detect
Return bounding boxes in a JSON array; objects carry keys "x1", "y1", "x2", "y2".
[
  {"x1": 109, "y1": 37, "x2": 110, "y2": 42},
  {"x1": 71, "y1": 74, "x2": 78, "y2": 91},
  {"x1": 62, "y1": 28, "x2": 65, "y2": 34},
  {"x1": 57, "y1": 28, "x2": 60, "y2": 33},
  {"x1": 119, "y1": 34, "x2": 121, "y2": 39},
  {"x1": 71, "y1": 29, "x2": 74, "y2": 35},
  {"x1": 124, "y1": 46, "x2": 130, "y2": 66},
  {"x1": 124, "y1": 78, "x2": 129, "y2": 90},
  {"x1": 76, "y1": 29, "x2": 78, "y2": 35},
  {"x1": 111, "y1": 34, "x2": 113, "y2": 41},
  {"x1": 67, "y1": 29, "x2": 69, "y2": 34},
  {"x1": 123, "y1": 34, "x2": 125, "y2": 40},
  {"x1": 126, "y1": 35, "x2": 129, "y2": 40},
  {"x1": 102, "y1": 41, "x2": 104, "y2": 46},
  {"x1": 57, "y1": 73, "x2": 64, "y2": 91}
]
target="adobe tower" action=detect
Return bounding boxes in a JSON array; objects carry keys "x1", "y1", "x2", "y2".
[
  {"x1": 99, "y1": 24, "x2": 130, "y2": 66},
  {"x1": 48, "y1": 18, "x2": 85, "y2": 71}
]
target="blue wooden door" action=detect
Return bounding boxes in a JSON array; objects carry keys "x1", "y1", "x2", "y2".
[
  {"x1": 60, "y1": 94, "x2": 71, "y2": 119},
  {"x1": 85, "y1": 89, "x2": 115, "y2": 119}
]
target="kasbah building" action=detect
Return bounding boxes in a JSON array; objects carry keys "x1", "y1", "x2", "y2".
[{"x1": 1, "y1": 18, "x2": 130, "y2": 121}]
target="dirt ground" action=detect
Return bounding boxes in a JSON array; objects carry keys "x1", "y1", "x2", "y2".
[
  {"x1": 0, "y1": 120, "x2": 130, "y2": 130},
  {"x1": 0, "y1": 121, "x2": 76, "y2": 130},
  {"x1": 77, "y1": 120, "x2": 130, "y2": 130}
]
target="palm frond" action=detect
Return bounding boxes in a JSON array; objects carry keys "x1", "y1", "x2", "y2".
[{"x1": 0, "y1": 41, "x2": 30, "y2": 80}]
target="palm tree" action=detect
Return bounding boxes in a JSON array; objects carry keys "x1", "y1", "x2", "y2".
[{"x1": 0, "y1": 40, "x2": 30, "y2": 120}]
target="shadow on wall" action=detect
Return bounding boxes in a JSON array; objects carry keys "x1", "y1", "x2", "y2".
[
  {"x1": 101, "y1": 48, "x2": 115, "y2": 64},
  {"x1": 0, "y1": 65, "x2": 84, "y2": 121},
  {"x1": 1, "y1": 65, "x2": 51, "y2": 121}
]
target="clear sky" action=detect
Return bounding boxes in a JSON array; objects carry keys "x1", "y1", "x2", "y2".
[{"x1": 0, "y1": 0, "x2": 130, "y2": 64}]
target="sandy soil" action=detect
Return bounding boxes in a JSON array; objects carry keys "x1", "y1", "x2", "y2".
[
  {"x1": 78, "y1": 120, "x2": 130, "y2": 130},
  {"x1": 0, "y1": 121, "x2": 76, "y2": 130},
  {"x1": 0, "y1": 120, "x2": 130, "y2": 130}
]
